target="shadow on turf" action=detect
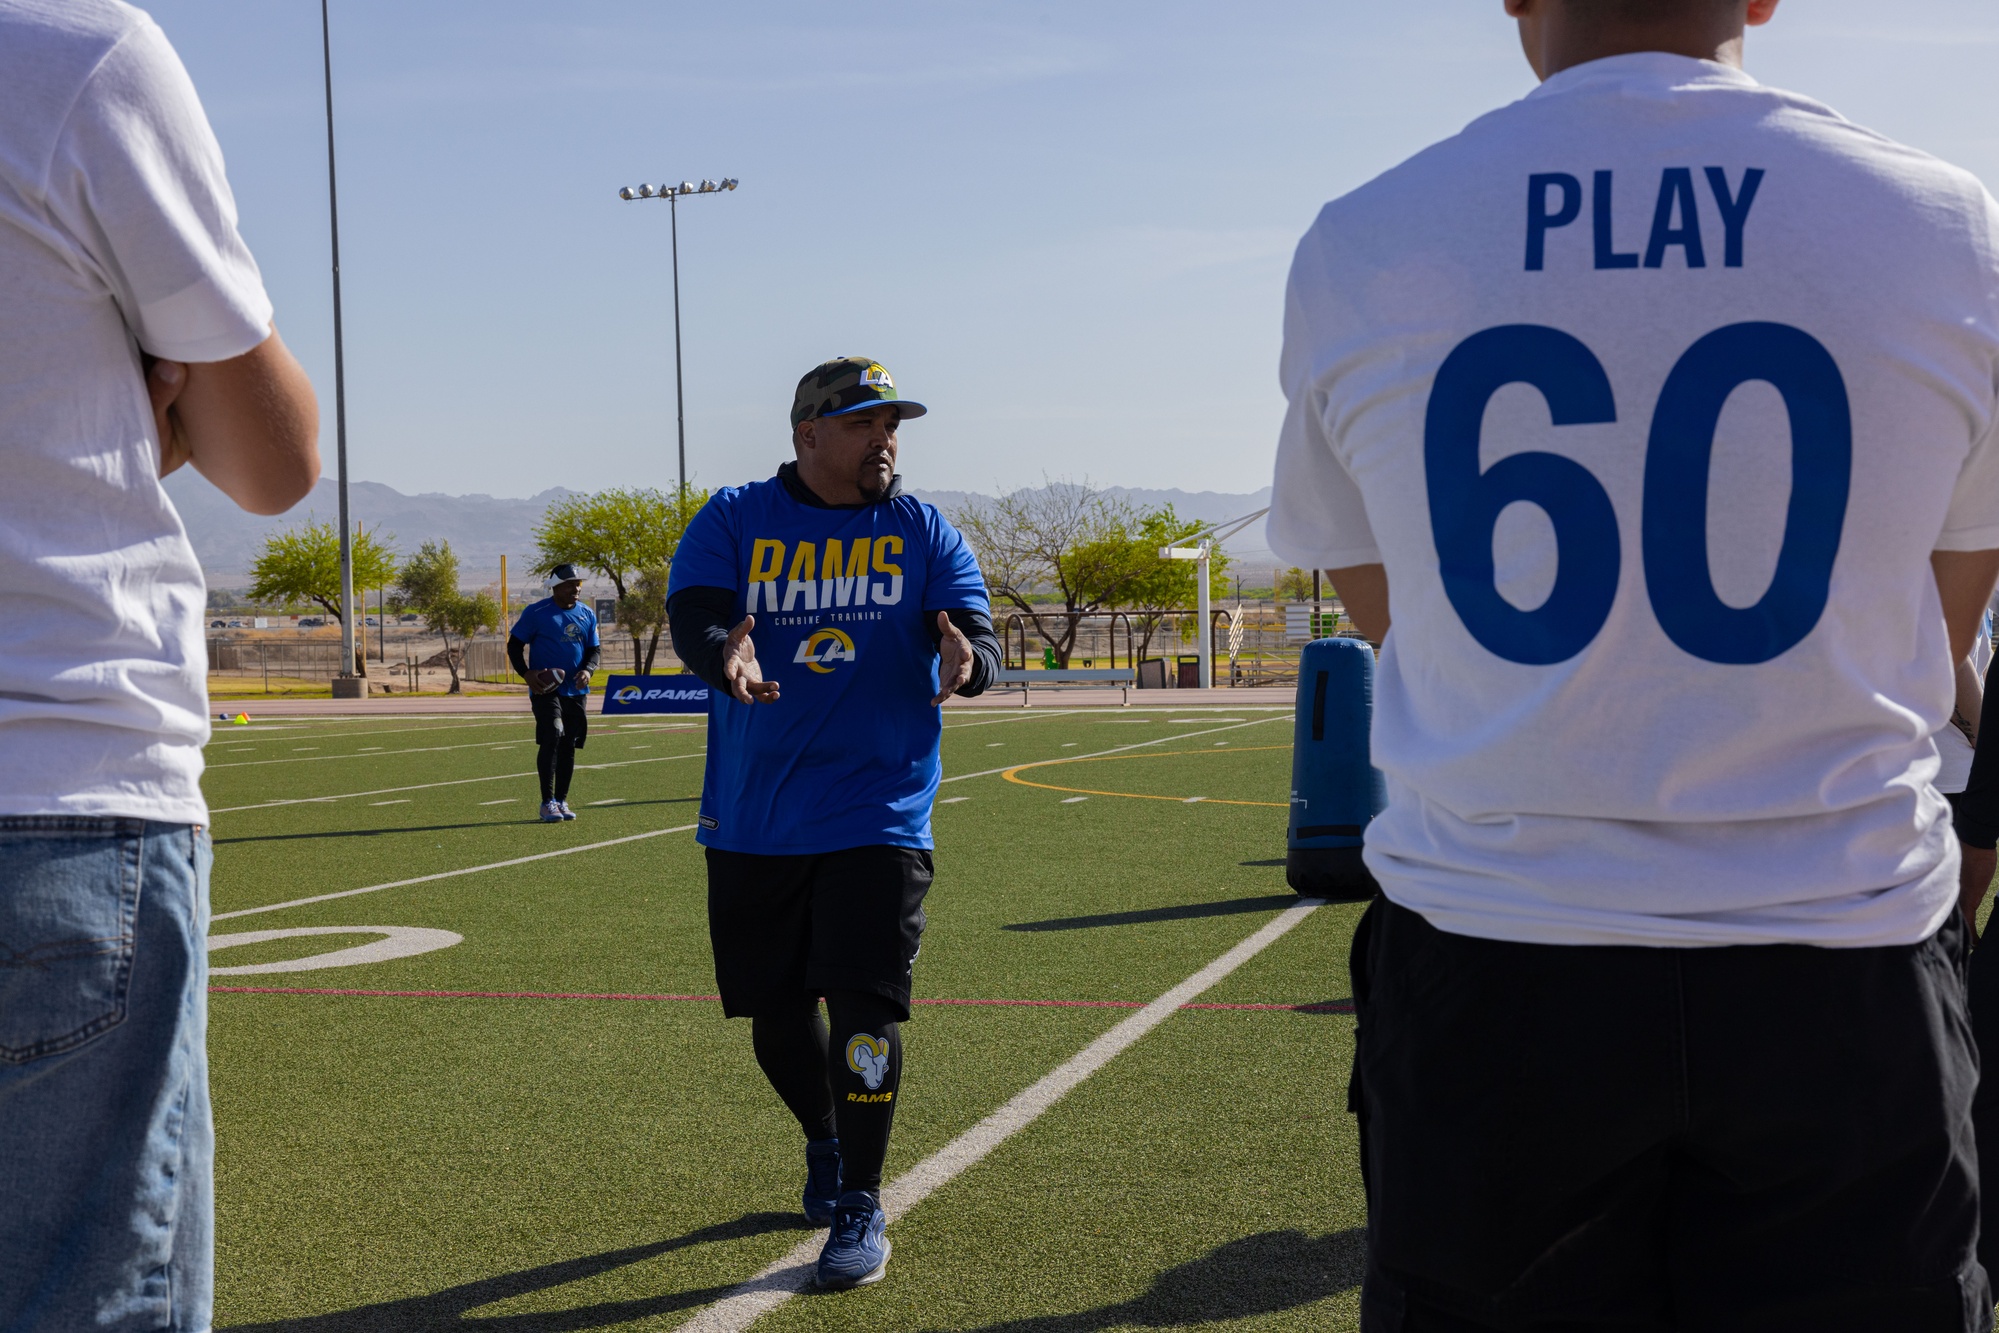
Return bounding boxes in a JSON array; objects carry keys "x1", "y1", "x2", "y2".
[
  {"x1": 912, "y1": 1226, "x2": 1366, "y2": 1331},
  {"x1": 219, "y1": 1211, "x2": 813, "y2": 1332},
  {"x1": 1004, "y1": 894, "x2": 1299, "y2": 932},
  {"x1": 213, "y1": 799, "x2": 698, "y2": 845}
]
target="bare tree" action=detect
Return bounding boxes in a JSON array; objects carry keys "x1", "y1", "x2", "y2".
[{"x1": 953, "y1": 481, "x2": 1171, "y2": 667}]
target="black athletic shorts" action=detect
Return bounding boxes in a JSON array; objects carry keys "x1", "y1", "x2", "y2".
[
  {"x1": 705, "y1": 844, "x2": 931, "y2": 1020},
  {"x1": 530, "y1": 692, "x2": 588, "y2": 749},
  {"x1": 1350, "y1": 896, "x2": 1986, "y2": 1333}
]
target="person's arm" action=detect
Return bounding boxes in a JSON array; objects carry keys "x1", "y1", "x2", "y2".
[
  {"x1": 1327, "y1": 564, "x2": 1390, "y2": 644},
  {"x1": 146, "y1": 328, "x2": 319, "y2": 515},
  {"x1": 927, "y1": 607, "x2": 1000, "y2": 702},
  {"x1": 667, "y1": 587, "x2": 736, "y2": 693},
  {"x1": 576, "y1": 640, "x2": 602, "y2": 690},
  {"x1": 1932, "y1": 550, "x2": 1999, "y2": 666},
  {"x1": 669, "y1": 586, "x2": 779, "y2": 703},
  {"x1": 507, "y1": 635, "x2": 530, "y2": 681}
]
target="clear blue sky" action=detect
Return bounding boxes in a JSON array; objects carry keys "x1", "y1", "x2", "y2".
[{"x1": 144, "y1": 0, "x2": 1999, "y2": 501}]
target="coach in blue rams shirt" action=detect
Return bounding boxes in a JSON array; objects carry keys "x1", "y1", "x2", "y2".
[
  {"x1": 667, "y1": 357, "x2": 998, "y2": 1289},
  {"x1": 509, "y1": 563, "x2": 601, "y2": 822}
]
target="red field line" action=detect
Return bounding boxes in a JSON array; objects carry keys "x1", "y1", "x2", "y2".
[{"x1": 208, "y1": 985, "x2": 1352, "y2": 1014}]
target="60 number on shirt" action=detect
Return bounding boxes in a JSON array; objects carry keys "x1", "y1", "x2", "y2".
[{"x1": 1426, "y1": 321, "x2": 1851, "y2": 666}]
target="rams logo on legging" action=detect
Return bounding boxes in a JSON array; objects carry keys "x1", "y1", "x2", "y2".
[{"x1": 847, "y1": 1033, "x2": 890, "y2": 1091}]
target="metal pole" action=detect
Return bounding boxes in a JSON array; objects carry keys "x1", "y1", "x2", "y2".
[
  {"x1": 1196, "y1": 543, "x2": 1213, "y2": 690},
  {"x1": 320, "y1": 0, "x2": 356, "y2": 681},
  {"x1": 670, "y1": 191, "x2": 686, "y2": 497}
]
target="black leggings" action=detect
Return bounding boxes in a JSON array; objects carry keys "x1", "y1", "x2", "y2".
[
  {"x1": 536, "y1": 739, "x2": 575, "y2": 803},
  {"x1": 750, "y1": 990, "x2": 904, "y2": 1194}
]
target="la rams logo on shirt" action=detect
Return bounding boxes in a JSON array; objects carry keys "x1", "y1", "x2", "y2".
[
  {"x1": 794, "y1": 627, "x2": 857, "y2": 673},
  {"x1": 563, "y1": 622, "x2": 585, "y2": 641}
]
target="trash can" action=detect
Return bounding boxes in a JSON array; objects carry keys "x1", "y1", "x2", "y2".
[{"x1": 1286, "y1": 637, "x2": 1384, "y2": 899}]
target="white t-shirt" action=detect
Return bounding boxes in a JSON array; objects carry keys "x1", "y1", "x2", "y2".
[
  {"x1": 0, "y1": 0, "x2": 274, "y2": 824},
  {"x1": 1269, "y1": 54, "x2": 1999, "y2": 948}
]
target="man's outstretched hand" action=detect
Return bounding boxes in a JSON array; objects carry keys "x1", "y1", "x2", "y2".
[
  {"x1": 725, "y1": 615, "x2": 779, "y2": 704},
  {"x1": 933, "y1": 611, "x2": 972, "y2": 706}
]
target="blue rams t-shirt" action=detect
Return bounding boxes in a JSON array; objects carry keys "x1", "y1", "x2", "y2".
[
  {"x1": 667, "y1": 475, "x2": 989, "y2": 855},
  {"x1": 510, "y1": 597, "x2": 599, "y2": 696}
]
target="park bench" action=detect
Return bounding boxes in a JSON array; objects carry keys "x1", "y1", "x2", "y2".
[{"x1": 991, "y1": 666, "x2": 1137, "y2": 706}]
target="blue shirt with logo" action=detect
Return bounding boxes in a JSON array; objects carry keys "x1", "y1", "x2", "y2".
[
  {"x1": 667, "y1": 475, "x2": 989, "y2": 855},
  {"x1": 510, "y1": 597, "x2": 599, "y2": 695}
]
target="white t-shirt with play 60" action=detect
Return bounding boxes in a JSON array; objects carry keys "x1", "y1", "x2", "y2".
[
  {"x1": 0, "y1": 0, "x2": 274, "y2": 824},
  {"x1": 1269, "y1": 54, "x2": 1999, "y2": 948}
]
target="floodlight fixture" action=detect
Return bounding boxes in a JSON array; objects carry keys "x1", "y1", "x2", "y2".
[{"x1": 610, "y1": 170, "x2": 741, "y2": 495}]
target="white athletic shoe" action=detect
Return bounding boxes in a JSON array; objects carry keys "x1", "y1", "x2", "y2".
[
  {"x1": 539, "y1": 800, "x2": 564, "y2": 823},
  {"x1": 557, "y1": 801, "x2": 578, "y2": 821}
]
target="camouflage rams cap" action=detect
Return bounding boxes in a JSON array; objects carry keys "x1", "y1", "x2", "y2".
[{"x1": 790, "y1": 357, "x2": 928, "y2": 428}]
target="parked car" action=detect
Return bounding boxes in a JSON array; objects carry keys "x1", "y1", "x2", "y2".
[{"x1": 299, "y1": 616, "x2": 325, "y2": 628}]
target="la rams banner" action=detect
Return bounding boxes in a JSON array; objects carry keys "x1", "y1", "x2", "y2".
[{"x1": 600, "y1": 673, "x2": 712, "y2": 715}]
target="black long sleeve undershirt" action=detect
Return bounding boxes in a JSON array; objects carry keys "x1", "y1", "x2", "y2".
[{"x1": 666, "y1": 587, "x2": 999, "y2": 699}]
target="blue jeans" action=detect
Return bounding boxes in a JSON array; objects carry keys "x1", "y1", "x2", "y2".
[{"x1": 0, "y1": 819, "x2": 212, "y2": 1333}]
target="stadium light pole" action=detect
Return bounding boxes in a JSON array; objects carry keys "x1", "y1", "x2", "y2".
[
  {"x1": 1161, "y1": 506, "x2": 1270, "y2": 690},
  {"x1": 320, "y1": 0, "x2": 358, "y2": 689},
  {"x1": 616, "y1": 177, "x2": 739, "y2": 496}
]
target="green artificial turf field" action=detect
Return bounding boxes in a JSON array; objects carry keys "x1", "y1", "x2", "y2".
[{"x1": 201, "y1": 703, "x2": 1367, "y2": 1332}]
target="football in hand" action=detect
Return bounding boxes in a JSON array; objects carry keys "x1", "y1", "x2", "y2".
[{"x1": 527, "y1": 668, "x2": 566, "y2": 695}]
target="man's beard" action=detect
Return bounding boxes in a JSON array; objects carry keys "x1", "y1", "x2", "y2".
[{"x1": 857, "y1": 463, "x2": 892, "y2": 502}]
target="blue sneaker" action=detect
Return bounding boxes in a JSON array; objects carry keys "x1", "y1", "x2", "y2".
[
  {"x1": 816, "y1": 1191, "x2": 890, "y2": 1289},
  {"x1": 802, "y1": 1138, "x2": 841, "y2": 1225}
]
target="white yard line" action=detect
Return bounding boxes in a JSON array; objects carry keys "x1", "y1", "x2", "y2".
[
  {"x1": 939, "y1": 711, "x2": 1079, "y2": 731},
  {"x1": 206, "y1": 720, "x2": 517, "y2": 744},
  {"x1": 208, "y1": 751, "x2": 705, "y2": 814},
  {"x1": 210, "y1": 736, "x2": 594, "y2": 769},
  {"x1": 212, "y1": 825, "x2": 702, "y2": 921},
  {"x1": 938, "y1": 714, "x2": 1290, "y2": 786},
  {"x1": 673, "y1": 896, "x2": 1326, "y2": 1333}
]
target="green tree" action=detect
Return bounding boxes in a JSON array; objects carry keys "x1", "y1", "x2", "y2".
[
  {"x1": 1118, "y1": 505, "x2": 1232, "y2": 659},
  {"x1": 532, "y1": 487, "x2": 708, "y2": 675},
  {"x1": 247, "y1": 520, "x2": 398, "y2": 675},
  {"x1": 1275, "y1": 567, "x2": 1315, "y2": 602},
  {"x1": 394, "y1": 540, "x2": 496, "y2": 694},
  {"x1": 952, "y1": 484, "x2": 1227, "y2": 667},
  {"x1": 618, "y1": 565, "x2": 671, "y2": 675}
]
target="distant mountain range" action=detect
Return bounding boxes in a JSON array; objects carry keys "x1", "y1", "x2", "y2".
[{"x1": 166, "y1": 472, "x2": 1282, "y2": 589}]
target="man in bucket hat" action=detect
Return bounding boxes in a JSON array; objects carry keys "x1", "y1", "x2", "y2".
[
  {"x1": 667, "y1": 357, "x2": 999, "y2": 1288},
  {"x1": 509, "y1": 562, "x2": 601, "y2": 821}
]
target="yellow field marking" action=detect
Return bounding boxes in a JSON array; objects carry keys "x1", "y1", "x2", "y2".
[{"x1": 1000, "y1": 746, "x2": 1290, "y2": 808}]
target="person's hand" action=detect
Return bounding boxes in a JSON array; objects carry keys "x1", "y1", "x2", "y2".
[
  {"x1": 933, "y1": 611, "x2": 972, "y2": 706},
  {"x1": 574, "y1": 669, "x2": 592, "y2": 692},
  {"x1": 1961, "y1": 842, "x2": 1995, "y2": 945},
  {"x1": 145, "y1": 354, "x2": 191, "y2": 477},
  {"x1": 724, "y1": 615, "x2": 779, "y2": 704}
]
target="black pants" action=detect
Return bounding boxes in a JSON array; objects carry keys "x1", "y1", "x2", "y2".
[
  {"x1": 707, "y1": 845, "x2": 932, "y2": 1195},
  {"x1": 1967, "y1": 914, "x2": 1999, "y2": 1294},
  {"x1": 530, "y1": 693, "x2": 587, "y2": 803},
  {"x1": 1351, "y1": 897, "x2": 1986, "y2": 1332}
]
